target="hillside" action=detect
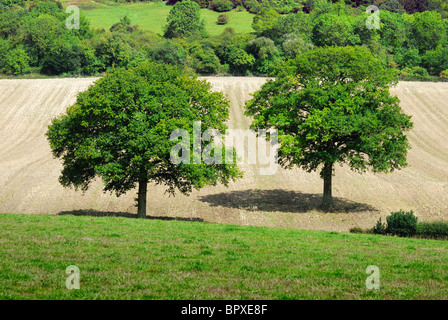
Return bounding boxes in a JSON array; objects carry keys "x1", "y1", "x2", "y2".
[{"x1": 1, "y1": 77, "x2": 448, "y2": 232}]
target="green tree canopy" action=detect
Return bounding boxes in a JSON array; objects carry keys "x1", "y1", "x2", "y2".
[
  {"x1": 282, "y1": 33, "x2": 315, "y2": 59},
  {"x1": 47, "y1": 62, "x2": 242, "y2": 218},
  {"x1": 246, "y1": 36, "x2": 280, "y2": 75},
  {"x1": 262, "y1": 11, "x2": 312, "y2": 43},
  {"x1": 407, "y1": 11, "x2": 446, "y2": 53},
  {"x1": 251, "y1": 7, "x2": 279, "y2": 34},
  {"x1": 163, "y1": 0, "x2": 205, "y2": 38},
  {"x1": 312, "y1": 13, "x2": 360, "y2": 47},
  {"x1": 377, "y1": 10, "x2": 407, "y2": 49},
  {"x1": 379, "y1": 0, "x2": 406, "y2": 14},
  {"x1": 0, "y1": 41, "x2": 29, "y2": 75},
  {"x1": 245, "y1": 46, "x2": 413, "y2": 209}
]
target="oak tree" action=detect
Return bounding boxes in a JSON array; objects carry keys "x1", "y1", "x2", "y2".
[
  {"x1": 245, "y1": 46, "x2": 413, "y2": 210},
  {"x1": 47, "y1": 62, "x2": 242, "y2": 218}
]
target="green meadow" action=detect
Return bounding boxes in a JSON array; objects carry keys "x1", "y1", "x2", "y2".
[
  {"x1": 79, "y1": 2, "x2": 255, "y2": 36},
  {"x1": 1, "y1": 213, "x2": 448, "y2": 299}
]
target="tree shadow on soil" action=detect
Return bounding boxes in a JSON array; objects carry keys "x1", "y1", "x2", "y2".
[
  {"x1": 199, "y1": 189, "x2": 378, "y2": 214},
  {"x1": 57, "y1": 209, "x2": 204, "y2": 222}
]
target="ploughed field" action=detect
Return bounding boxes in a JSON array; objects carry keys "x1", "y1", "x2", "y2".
[{"x1": 1, "y1": 77, "x2": 447, "y2": 232}]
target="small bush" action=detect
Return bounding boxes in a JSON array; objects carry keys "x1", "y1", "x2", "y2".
[
  {"x1": 0, "y1": 45, "x2": 30, "y2": 75},
  {"x1": 400, "y1": 67, "x2": 413, "y2": 78},
  {"x1": 217, "y1": 14, "x2": 229, "y2": 25},
  {"x1": 417, "y1": 221, "x2": 448, "y2": 239},
  {"x1": 349, "y1": 227, "x2": 363, "y2": 234},
  {"x1": 440, "y1": 70, "x2": 448, "y2": 79},
  {"x1": 349, "y1": 227, "x2": 374, "y2": 234},
  {"x1": 242, "y1": 0, "x2": 261, "y2": 13},
  {"x1": 373, "y1": 218, "x2": 387, "y2": 235},
  {"x1": 412, "y1": 66, "x2": 429, "y2": 80},
  {"x1": 192, "y1": 0, "x2": 210, "y2": 8},
  {"x1": 386, "y1": 210, "x2": 418, "y2": 237}
]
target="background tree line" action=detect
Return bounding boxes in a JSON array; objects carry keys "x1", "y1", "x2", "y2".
[{"x1": 0, "y1": 0, "x2": 447, "y2": 79}]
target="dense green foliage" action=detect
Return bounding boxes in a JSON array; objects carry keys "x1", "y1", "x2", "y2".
[
  {"x1": 210, "y1": 0, "x2": 234, "y2": 12},
  {"x1": 46, "y1": 62, "x2": 242, "y2": 217},
  {"x1": 217, "y1": 13, "x2": 230, "y2": 24},
  {"x1": 163, "y1": 0, "x2": 206, "y2": 38},
  {"x1": 0, "y1": 0, "x2": 447, "y2": 77},
  {"x1": 369, "y1": 210, "x2": 448, "y2": 240},
  {"x1": 385, "y1": 210, "x2": 418, "y2": 237},
  {"x1": 373, "y1": 218, "x2": 387, "y2": 235},
  {"x1": 245, "y1": 46, "x2": 413, "y2": 209},
  {"x1": 417, "y1": 221, "x2": 448, "y2": 239}
]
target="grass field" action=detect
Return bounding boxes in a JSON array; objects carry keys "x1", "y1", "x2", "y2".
[
  {"x1": 2, "y1": 213, "x2": 448, "y2": 299},
  {"x1": 76, "y1": 1, "x2": 255, "y2": 36}
]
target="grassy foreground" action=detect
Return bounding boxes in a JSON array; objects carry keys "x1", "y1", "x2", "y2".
[
  {"x1": 79, "y1": 2, "x2": 255, "y2": 36},
  {"x1": 1, "y1": 213, "x2": 448, "y2": 299}
]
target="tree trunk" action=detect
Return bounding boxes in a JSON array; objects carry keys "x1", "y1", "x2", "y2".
[
  {"x1": 321, "y1": 162, "x2": 334, "y2": 210},
  {"x1": 137, "y1": 179, "x2": 148, "y2": 219}
]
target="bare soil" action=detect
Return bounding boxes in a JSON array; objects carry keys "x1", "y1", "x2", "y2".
[{"x1": 1, "y1": 77, "x2": 448, "y2": 232}]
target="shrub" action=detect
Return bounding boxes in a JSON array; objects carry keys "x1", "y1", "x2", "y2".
[
  {"x1": 235, "y1": 4, "x2": 244, "y2": 11},
  {"x1": 350, "y1": 226, "x2": 374, "y2": 234},
  {"x1": 394, "y1": 48, "x2": 421, "y2": 69},
  {"x1": 217, "y1": 14, "x2": 229, "y2": 25},
  {"x1": 41, "y1": 42, "x2": 82, "y2": 75},
  {"x1": 189, "y1": 45, "x2": 221, "y2": 74},
  {"x1": 210, "y1": 0, "x2": 233, "y2": 12},
  {"x1": 400, "y1": 67, "x2": 413, "y2": 77},
  {"x1": 379, "y1": 0, "x2": 405, "y2": 14},
  {"x1": 227, "y1": 47, "x2": 254, "y2": 75},
  {"x1": 192, "y1": 0, "x2": 210, "y2": 8},
  {"x1": 246, "y1": 36, "x2": 279, "y2": 75},
  {"x1": 399, "y1": 66, "x2": 431, "y2": 81},
  {"x1": 412, "y1": 66, "x2": 429, "y2": 80},
  {"x1": 373, "y1": 217, "x2": 387, "y2": 235},
  {"x1": 385, "y1": 210, "x2": 418, "y2": 237},
  {"x1": 252, "y1": 7, "x2": 279, "y2": 34},
  {"x1": 242, "y1": 0, "x2": 261, "y2": 13},
  {"x1": 0, "y1": 43, "x2": 30, "y2": 75},
  {"x1": 440, "y1": 70, "x2": 448, "y2": 79},
  {"x1": 417, "y1": 221, "x2": 448, "y2": 239},
  {"x1": 230, "y1": 0, "x2": 242, "y2": 7},
  {"x1": 282, "y1": 33, "x2": 314, "y2": 59},
  {"x1": 147, "y1": 40, "x2": 188, "y2": 67},
  {"x1": 349, "y1": 227, "x2": 363, "y2": 234},
  {"x1": 421, "y1": 46, "x2": 448, "y2": 76}
]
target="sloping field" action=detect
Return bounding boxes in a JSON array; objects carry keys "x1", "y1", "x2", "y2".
[
  {"x1": 1, "y1": 77, "x2": 448, "y2": 232},
  {"x1": 72, "y1": 1, "x2": 255, "y2": 36}
]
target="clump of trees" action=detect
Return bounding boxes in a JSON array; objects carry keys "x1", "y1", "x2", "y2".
[{"x1": 1, "y1": 0, "x2": 448, "y2": 79}]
